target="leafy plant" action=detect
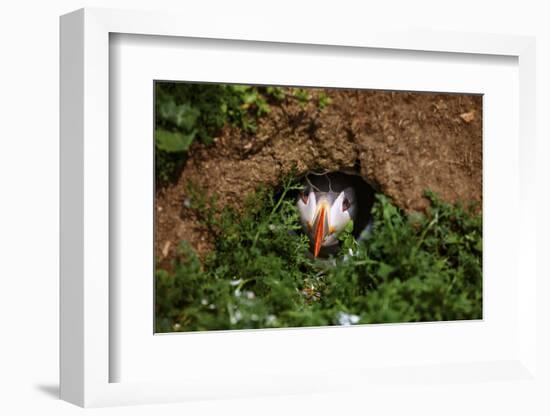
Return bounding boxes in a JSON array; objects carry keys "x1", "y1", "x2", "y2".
[
  {"x1": 318, "y1": 91, "x2": 332, "y2": 110},
  {"x1": 293, "y1": 88, "x2": 311, "y2": 109},
  {"x1": 155, "y1": 181, "x2": 482, "y2": 332},
  {"x1": 155, "y1": 82, "x2": 276, "y2": 184}
]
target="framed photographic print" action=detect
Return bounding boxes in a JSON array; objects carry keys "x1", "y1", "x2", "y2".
[{"x1": 60, "y1": 7, "x2": 540, "y2": 409}]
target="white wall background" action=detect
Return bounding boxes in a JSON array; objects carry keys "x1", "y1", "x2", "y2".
[{"x1": 0, "y1": 0, "x2": 548, "y2": 414}]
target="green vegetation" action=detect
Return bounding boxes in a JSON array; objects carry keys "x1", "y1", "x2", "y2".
[
  {"x1": 155, "y1": 83, "x2": 332, "y2": 183},
  {"x1": 155, "y1": 179, "x2": 482, "y2": 332},
  {"x1": 155, "y1": 83, "x2": 284, "y2": 183}
]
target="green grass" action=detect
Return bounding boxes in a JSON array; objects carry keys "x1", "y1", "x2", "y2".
[{"x1": 155, "y1": 178, "x2": 482, "y2": 332}]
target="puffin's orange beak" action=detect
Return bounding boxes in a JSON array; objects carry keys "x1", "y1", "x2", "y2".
[{"x1": 313, "y1": 205, "x2": 326, "y2": 258}]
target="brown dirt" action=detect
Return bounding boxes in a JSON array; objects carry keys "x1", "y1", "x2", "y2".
[{"x1": 156, "y1": 88, "x2": 482, "y2": 262}]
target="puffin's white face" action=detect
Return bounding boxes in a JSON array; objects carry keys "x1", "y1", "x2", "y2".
[{"x1": 297, "y1": 189, "x2": 355, "y2": 257}]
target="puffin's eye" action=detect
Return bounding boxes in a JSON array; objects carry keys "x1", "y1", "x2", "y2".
[
  {"x1": 300, "y1": 193, "x2": 309, "y2": 204},
  {"x1": 342, "y1": 198, "x2": 350, "y2": 212}
]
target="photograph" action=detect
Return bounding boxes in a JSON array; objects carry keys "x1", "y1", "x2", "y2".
[{"x1": 154, "y1": 82, "x2": 483, "y2": 333}]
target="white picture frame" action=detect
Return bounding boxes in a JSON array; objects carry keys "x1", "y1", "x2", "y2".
[{"x1": 60, "y1": 7, "x2": 538, "y2": 408}]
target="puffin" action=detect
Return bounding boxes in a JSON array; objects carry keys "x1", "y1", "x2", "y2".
[{"x1": 297, "y1": 172, "x2": 374, "y2": 258}]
